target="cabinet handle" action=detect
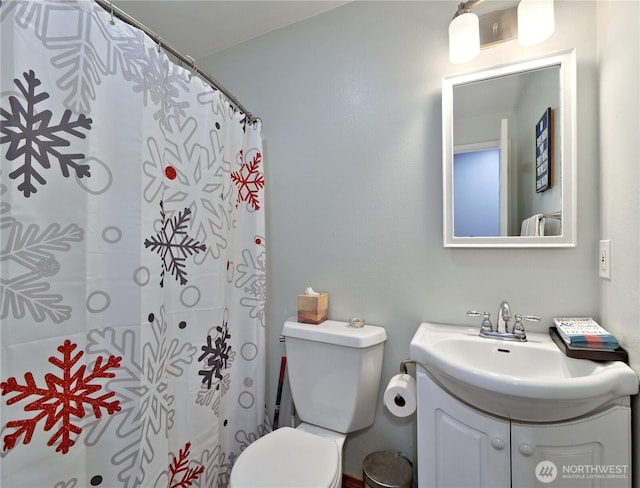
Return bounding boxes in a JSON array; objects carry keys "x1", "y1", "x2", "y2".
[
  {"x1": 519, "y1": 443, "x2": 533, "y2": 456},
  {"x1": 491, "y1": 437, "x2": 505, "y2": 450}
]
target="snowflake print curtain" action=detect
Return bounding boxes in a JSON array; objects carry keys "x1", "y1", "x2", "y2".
[{"x1": 0, "y1": 1, "x2": 267, "y2": 487}]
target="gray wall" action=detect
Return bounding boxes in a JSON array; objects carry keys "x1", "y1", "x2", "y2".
[
  {"x1": 200, "y1": 0, "x2": 613, "y2": 478},
  {"x1": 597, "y1": 0, "x2": 640, "y2": 482}
]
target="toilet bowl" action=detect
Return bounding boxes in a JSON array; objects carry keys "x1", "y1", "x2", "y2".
[
  {"x1": 230, "y1": 319, "x2": 386, "y2": 488},
  {"x1": 229, "y1": 424, "x2": 345, "y2": 488}
]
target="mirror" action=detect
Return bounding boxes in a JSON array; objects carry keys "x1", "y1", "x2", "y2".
[{"x1": 442, "y1": 50, "x2": 576, "y2": 247}]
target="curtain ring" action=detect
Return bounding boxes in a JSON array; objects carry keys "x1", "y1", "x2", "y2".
[
  {"x1": 185, "y1": 55, "x2": 196, "y2": 69},
  {"x1": 157, "y1": 36, "x2": 162, "y2": 53},
  {"x1": 185, "y1": 55, "x2": 196, "y2": 80},
  {"x1": 109, "y1": 2, "x2": 115, "y2": 25}
]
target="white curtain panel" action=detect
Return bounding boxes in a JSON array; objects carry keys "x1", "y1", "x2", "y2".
[{"x1": 0, "y1": 1, "x2": 267, "y2": 486}]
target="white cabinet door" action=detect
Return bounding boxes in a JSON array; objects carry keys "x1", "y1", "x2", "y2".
[
  {"x1": 417, "y1": 371, "x2": 510, "y2": 488},
  {"x1": 512, "y1": 406, "x2": 631, "y2": 488}
]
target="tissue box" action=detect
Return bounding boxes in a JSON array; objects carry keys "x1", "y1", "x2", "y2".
[{"x1": 297, "y1": 293, "x2": 328, "y2": 324}]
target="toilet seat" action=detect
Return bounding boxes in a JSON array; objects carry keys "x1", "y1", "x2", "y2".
[{"x1": 230, "y1": 427, "x2": 340, "y2": 488}]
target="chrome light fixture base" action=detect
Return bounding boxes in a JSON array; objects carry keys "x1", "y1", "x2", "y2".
[{"x1": 448, "y1": 0, "x2": 554, "y2": 64}]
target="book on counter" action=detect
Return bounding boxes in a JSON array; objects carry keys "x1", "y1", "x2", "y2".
[{"x1": 552, "y1": 317, "x2": 619, "y2": 350}]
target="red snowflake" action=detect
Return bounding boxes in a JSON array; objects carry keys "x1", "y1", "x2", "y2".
[
  {"x1": 169, "y1": 441, "x2": 205, "y2": 488},
  {"x1": 231, "y1": 150, "x2": 264, "y2": 211},
  {"x1": 1, "y1": 339, "x2": 122, "y2": 454}
]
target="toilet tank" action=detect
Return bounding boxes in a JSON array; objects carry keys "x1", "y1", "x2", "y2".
[{"x1": 282, "y1": 319, "x2": 387, "y2": 433}]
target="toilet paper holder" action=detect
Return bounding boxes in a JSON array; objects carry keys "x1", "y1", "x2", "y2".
[
  {"x1": 399, "y1": 359, "x2": 417, "y2": 374},
  {"x1": 395, "y1": 360, "x2": 417, "y2": 407}
]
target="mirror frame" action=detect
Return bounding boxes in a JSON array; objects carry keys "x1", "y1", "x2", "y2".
[{"x1": 442, "y1": 49, "x2": 577, "y2": 248}]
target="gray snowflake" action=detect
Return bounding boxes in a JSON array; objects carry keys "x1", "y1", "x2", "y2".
[
  {"x1": 195, "y1": 314, "x2": 236, "y2": 416},
  {"x1": 142, "y1": 115, "x2": 233, "y2": 264},
  {"x1": 132, "y1": 46, "x2": 190, "y2": 130},
  {"x1": 144, "y1": 201, "x2": 207, "y2": 287},
  {"x1": 0, "y1": 70, "x2": 92, "y2": 197},
  {"x1": 235, "y1": 238, "x2": 266, "y2": 328},
  {"x1": 1, "y1": 1, "x2": 148, "y2": 113},
  {"x1": 83, "y1": 308, "x2": 197, "y2": 488},
  {"x1": 198, "y1": 321, "x2": 233, "y2": 389},
  {"x1": 0, "y1": 186, "x2": 84, "y2": 323}
]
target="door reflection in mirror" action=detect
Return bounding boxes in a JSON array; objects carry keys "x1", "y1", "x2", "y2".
[{"x1": 454, "y1": 147, "x2": 500, "y2": 237}]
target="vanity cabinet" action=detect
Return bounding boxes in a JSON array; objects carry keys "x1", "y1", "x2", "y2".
[
  {"x1": 511, "y1": 409, "x2": 631, "y2": 487},
  {"x1": 417, "y1": 370, "x2": 632, "y2": 488},
  {"x1": 418, "y1": 370, "x2": 510, "y2": 487}
]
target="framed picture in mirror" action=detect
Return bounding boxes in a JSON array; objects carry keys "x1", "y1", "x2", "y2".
[{"x1": 536, "y1": 107, "x2": 553, "y2": 193}]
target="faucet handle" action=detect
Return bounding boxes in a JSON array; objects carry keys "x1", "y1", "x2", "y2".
[
  {"x1": 480, "y1": 312, "x2": 493, "y2": 332},
  {"x1": 512, "y1": 314, "x2": 540, "y2": 338},
  {"x1": 512, "y1": 314, "x2": 526, "y2": 337},
  {"x1": 467, "y1": 310, "x2": 493, "y2": 332},
  {"x1": 521, "y1": 315, "x2": 541, "y2": 322}
]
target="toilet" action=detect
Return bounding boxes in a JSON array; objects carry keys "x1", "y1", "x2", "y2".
[{"x1": 230, "y1": 319, "x2": 387, "y2": 488}]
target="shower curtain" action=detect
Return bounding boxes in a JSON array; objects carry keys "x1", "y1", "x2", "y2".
[{"x1": 0, "y1": 1, "x2": 266, "y2": 487}]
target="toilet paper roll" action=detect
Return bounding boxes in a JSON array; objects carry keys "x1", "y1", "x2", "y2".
[{"x1": 383, "y1": 373, "x2": 417, "y2": 417}]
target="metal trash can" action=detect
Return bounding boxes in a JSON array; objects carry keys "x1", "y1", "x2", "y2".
[{"x1": 363, "y1": 451, "x2": 412, "y2": 488}]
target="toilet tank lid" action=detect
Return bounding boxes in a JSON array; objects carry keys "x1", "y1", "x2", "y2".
[{"x1": 283, "y1": 319, "x2": 387, "y2": 348}]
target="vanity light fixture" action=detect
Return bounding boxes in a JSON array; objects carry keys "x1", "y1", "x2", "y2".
[{"x1": 448, "y1": 0, "x2": 554, "y2": 64}]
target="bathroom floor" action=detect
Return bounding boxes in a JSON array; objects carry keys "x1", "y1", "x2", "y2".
[{"x1": 342, "y1": 475, "x2": 363, "y2": 488}]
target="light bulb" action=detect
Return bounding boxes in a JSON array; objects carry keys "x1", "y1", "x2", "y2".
[
  {"x1": 518, "y1": 0, "x2": 554, "y2": 46},
  {"x1": 449, "y1": 12, "x2": 480, "y2": 64}
]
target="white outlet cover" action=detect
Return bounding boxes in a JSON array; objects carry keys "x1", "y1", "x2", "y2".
[{"x1": 599, "y1": 240, "x2": 611, "y2": 279}]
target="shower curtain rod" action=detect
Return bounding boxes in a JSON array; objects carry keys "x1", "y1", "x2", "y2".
[{"x1": 94, "y1": 0, "x2": 258, "y2": 123}]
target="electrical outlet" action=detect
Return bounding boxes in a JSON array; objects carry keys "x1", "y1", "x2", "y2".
[{"x1": 599, "y1": 240, "x2": 611, "y2": 279}]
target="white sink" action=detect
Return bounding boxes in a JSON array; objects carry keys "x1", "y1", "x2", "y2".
[{"x1": 410, "y1": 321, "x2": 639, "y2": 422}]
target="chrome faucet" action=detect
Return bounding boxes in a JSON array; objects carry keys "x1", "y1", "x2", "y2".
[
  {"x1": 467, "y1": 301, "x2": 541, "y2": 342},
  {"x1": 497, "y1": 300, "x2": 512, "y2": 333}
]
